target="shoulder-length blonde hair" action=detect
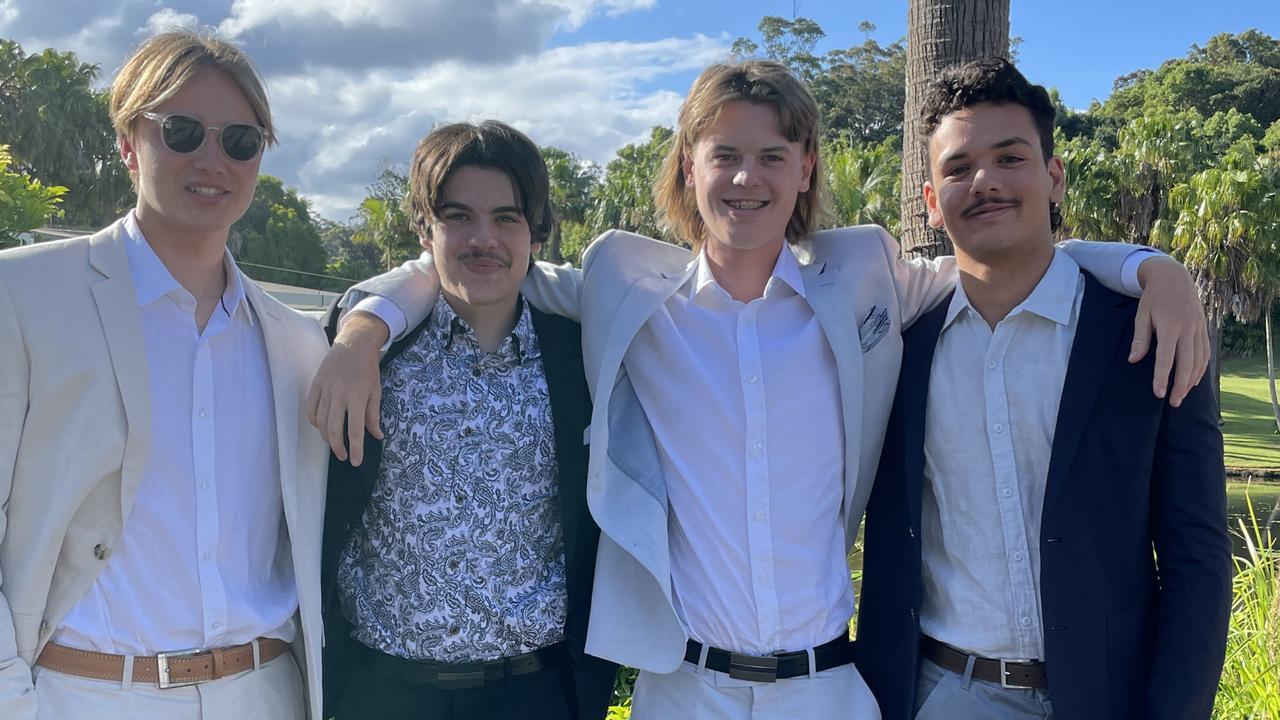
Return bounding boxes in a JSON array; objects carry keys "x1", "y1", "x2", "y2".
[
  {"x1": 110, "y1": 30, "x2": 275, "y2": 146},
  {"x1": 654, "y1": 60, "x2": 827, "y2": 249}
]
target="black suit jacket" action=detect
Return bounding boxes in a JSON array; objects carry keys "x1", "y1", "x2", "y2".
[
  {"x1": 319, "y1": 301, "x2": 617, "y2": 719},
  {"x1": 856, "y1": 272, "x2": 1231, "y2": 720}
]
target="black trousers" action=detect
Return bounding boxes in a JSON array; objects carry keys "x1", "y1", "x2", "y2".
[{"x1": 333, "y1": 647, "x2": 578, "y2": 720}]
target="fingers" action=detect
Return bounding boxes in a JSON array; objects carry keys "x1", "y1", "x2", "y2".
[
  {"x1": 347, "y1": 393, "x2": 365, "y2": 467},
  {"x1": 1152, "y1": 330, "x2": 1175, "y2": 401},
  {"x1": 1129, "y1": 301, "x2": 1152, "y2": 363},
  {"x1": 324, "y1": 390, "x2": 348, "y2": 462},
  {"x1": 366, "y1": 384, "x2": 384, "y2": 440},
  {"x1": 1167, "y1": 331, "x2": 1195, "y2": 408},
  {"x1": 304, "y1": 381, "x2": 321, "y2": 429}
]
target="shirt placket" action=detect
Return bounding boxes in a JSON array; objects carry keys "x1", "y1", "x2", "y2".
[
  {"x1": 190, "y1": 310, "x2": 228, "y2": 647},
  {"x1": 738, "y1": 300, "x2": 781, "y2": 648},
  {"x1": 984, "y1": 316, "x2": 1040, "y2": 659}
]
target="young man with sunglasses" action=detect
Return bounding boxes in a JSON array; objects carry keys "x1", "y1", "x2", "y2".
[
  {"x1": 309, "y1": 62, "x2": 1208, "y2": 718},
  {"x1": 0, "y1": 31, "x2": 329, "y2": 720}
]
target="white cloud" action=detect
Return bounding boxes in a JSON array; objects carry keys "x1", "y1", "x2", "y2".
[
  {"x1": 539, "y1": 0, "x2": 656, "y2": 31},
  {"x1": 142, "y1": 8, "x2": 201, "y2": 37}
]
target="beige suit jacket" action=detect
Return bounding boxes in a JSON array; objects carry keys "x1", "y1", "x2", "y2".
[{"x1": 0, "y1": 218, "x2": 330, "y2": 719}]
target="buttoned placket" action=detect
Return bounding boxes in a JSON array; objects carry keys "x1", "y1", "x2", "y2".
[
  {"x1": 980, "y1": 311, "x2": 1041, "y2": 659},
  {"x1": 735, "y1": 290, "x2": 782, "y2": 650},
  {"x1": 180, "y1": 291, "x2": 232, "y2": 646}
]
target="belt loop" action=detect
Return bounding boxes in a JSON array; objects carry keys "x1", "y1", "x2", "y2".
[
  {"x1": 697, "y1": 642, "x2": 711, "y2": 675},
  {"x1": 805, "y1": 647, "x2": 817, "y2": 678},
  {"x1": 961, "y1": 654, "x2": 977, "y2": 690},
  {"x1": 211, "y1": 647, "x2": 225, "y2": 680},
  {"x1": 120, "y1": 655, "x2": 134, "y2": 690},
  {"x1": 251, "y1": 639, "x2": 262, "y2": 671}
]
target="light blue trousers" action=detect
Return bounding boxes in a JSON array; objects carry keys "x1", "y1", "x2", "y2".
[{"x1": 913, "y1": 658, "x2": 1053, "y2": 720}]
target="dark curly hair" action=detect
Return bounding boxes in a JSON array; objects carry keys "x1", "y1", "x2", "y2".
[{"x1": 921, "y1": 57, "x2": 1057, "y2": 165}]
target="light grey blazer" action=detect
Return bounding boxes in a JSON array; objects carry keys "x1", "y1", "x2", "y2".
[{"x1": 0, "y1": 218, "x2": 331, "y2": 719}]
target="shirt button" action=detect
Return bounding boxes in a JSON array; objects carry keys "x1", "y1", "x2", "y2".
[
  {"x1": 1013, "y1": 551, "x2": 1024, "y2": 561},
  {"x1": 755, "y1": 511, "x2": 766, "y2": 521},
  {"x1": 747, "y1": 375, "x2": 759, "y2": 384},
  {"x1": 987, "y1": 361, "x2": 997, "y2": 369},
  {"x1": 448, "y1": 626, "x2": 461, "y2": 635},
  {"x1": 201, "y1": 481, "x2": 209, "y2": 490},
  {"x1": 1002, "y1": 488, "x2": 1013, "y2": 498},
  {"x1": 993, "y1": 423, "x2": 1005, "y2": 433},
  {"x1": 197, "y1": 408, "x2": 207, "y2": 418},
  {"x1": 752, "y1": 442, "x2": 763, "y2": 452},
  {"x1": 448, "y1": 559, "x2": 460, "y2": 571},
  {"x1": 92, "y1": 544, "x2": 109, "y2": 560},
  {"x1": 1021, "y1": 617, "x2": 1032, "y2": 627},
  {"x1": 212, "y1": 621, "x2": 222, "y2": 630},
  {"x1": 462, "y1": 427, "x2": 473, "y2": 436},
  {"x1": 455, "y1": 494, "x2": 466, "y2": 505},
  {"x1": 760, "y1": 573, "x2": 770, "y2": 583},
  {"x1": 471, "y1": 368, "x2": 482, "y2": 377},
  {"x1": 203, "y1": 552, "x2": 212, "y2": 562}
]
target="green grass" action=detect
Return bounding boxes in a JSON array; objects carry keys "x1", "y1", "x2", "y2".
[{"x1": 1220, "y1": 357, "x2": 1280, "y2": 469}]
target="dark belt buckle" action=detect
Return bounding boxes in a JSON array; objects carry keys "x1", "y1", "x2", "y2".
[
  {"x1": 728, "y1": 653, "x2": 778, "y2": 683},
  {"x1": 999, "y1": 659, "x2": 1033, "y2": 690},
  {"x1": 436, "y1": 665, "x2": 488, "y2": 690}
]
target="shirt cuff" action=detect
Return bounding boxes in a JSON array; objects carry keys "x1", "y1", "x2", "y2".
[
  {"x1": 1121, "y1": 248, "x2": 1159, "y2": 296},
  {"x1": 348, "y1": 296, "x2": 407, "y2": 351}
]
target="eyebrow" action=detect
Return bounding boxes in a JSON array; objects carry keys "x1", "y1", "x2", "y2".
[
  {"x1": 940, "y1": 136, "x2": 1035, "y2": 165},
  {"x1": 709, "y1": 144, "x2": 791, "y2": 155},
  {"x1": 438, "y1": 201, "x2": 524, "y2": 214}
]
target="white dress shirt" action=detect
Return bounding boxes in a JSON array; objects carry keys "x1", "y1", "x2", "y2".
[
  {"x1": 54, "y1": 212, "x2": 296, "y2": 655},
  {"x1": 919, "y1": 249, "x2": 1085, "y2": 661},
  {"x1": 619, "y1": 244, "x2": 850, "y2": 656}
]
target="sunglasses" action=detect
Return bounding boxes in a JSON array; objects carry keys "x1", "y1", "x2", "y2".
[{"x1": 139, "y1": 112, "x2": 266, "y2": 162}]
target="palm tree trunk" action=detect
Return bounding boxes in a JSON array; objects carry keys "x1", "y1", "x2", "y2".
[
  {"x1": 1265, "y1": 294, "x2": 1279, "y2": 435},
  {"x1": 1210, "y1": 305, "x2": 1224, "y2": 426},
  {"x1": 901, "y1": 0, "x2": 1010, "y2": 259}
]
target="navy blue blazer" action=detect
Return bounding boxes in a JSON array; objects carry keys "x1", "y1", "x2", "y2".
[{"x1": 856, "y1": 272, "x2": 1231, "y2": 720}]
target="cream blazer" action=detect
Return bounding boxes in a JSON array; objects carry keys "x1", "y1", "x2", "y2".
[{"x1": 0, "y1": 218, "x2": 330, "y2": 719}]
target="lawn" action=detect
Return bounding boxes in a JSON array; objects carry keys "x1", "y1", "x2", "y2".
[{"x1": 1220, "y1": 356, "x2": 1280, "y2": 469}]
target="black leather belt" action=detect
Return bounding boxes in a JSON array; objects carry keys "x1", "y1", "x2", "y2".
[
  {"x1": 351, "y1": 641, "x2": 566, "y2": 689},
  {"x1": 683, "y1": 635, "x2": 856, "y2": 683},
  {"x1": 921, "y1": 636, "x2": 1048, "y2": 689}
]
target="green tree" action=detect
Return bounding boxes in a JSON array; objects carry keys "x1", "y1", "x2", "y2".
[
  {"x1": 350, "y1": 161, "x2": 420, "y2": 271},
  {"x1": 0, "y1": 39, "x2": 131, "y2": 228},
  {"x1": 590, "y1": 126, "x2": 673, "y2": 243},
  {"x1": 231, "y1": 175, "x2": 328, "y2": 287},
  {"x1": 0, "y1": 144, "x2": 67, "y2": 248},
  {"x1": 825, "y1": 136, "x2": 901, "y2": 235},
  {"x1": 540, "y1": 146, "x2": 599, "y2": 263},
  {"x1": 1152, "y1": 139, "x2": 1280, "y2": 416}
]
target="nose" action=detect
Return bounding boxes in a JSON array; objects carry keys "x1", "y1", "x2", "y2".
[
  {"x1": 191, "y1": 128, "x2": 227, "y2": 171},
  {"x1": 468, "y1": 218, "x2": 500, "y2": 247},
  {"x1": 733, "y1": 158, "x2": 763, "y2": 187},
  {"x1": 970, "y1": 164, "x2": 999, "y2": 196}
]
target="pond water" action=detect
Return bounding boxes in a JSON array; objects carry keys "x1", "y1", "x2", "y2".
[{"x1": 1227, "y1": 481, "x2": 1280, "y2": 554}]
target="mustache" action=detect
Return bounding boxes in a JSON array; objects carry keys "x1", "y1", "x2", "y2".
[
  {"x1": 460, "y1": 250, "x2": 512, "y2": 268},
  {"x1": 963, "y1": 197, "x2": 1020, "y2": 217}
]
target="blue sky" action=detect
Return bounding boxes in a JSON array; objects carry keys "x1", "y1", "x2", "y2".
[
  {"x1": 3, "y1": 0, "x2": 1275, "y2": 220},
  {"x1": 566, "y1": 0, "x2": 1280, "y2": 109}
]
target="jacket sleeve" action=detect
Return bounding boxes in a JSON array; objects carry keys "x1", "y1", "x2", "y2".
[
  {"x1": 0, "y1": 275, "x2": 38, "y2": 719},
  {"x1": 1057, "y1": 239, "x2": 1154, "y2": 298},
  {"x1": 1143, "y1": 372, "x2": 1232, "y2": 718},
  {"x1": 336, "y1": 253, "x2": 585, "y2": 340},
  {"x1": 875, "y1": 226, "x2": 957, "y2": 329}
]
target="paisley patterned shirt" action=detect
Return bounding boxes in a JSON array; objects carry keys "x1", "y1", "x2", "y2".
[{"x1": 337, "y1": 294, "x2": 567, "y2": 662}]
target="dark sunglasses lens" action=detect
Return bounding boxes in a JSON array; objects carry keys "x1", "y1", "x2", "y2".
[
  {"x1": 220, "y1": 124, "x2": 264, "y2": 162},
  {"x1": 161, "y1": 115, "x2": 205, "y2": 153}
]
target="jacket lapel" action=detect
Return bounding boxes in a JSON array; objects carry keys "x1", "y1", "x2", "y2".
[
  {"x1": 901, "y1": 295, "x2": 953, "y2": 530},
  {"x1": 244, "y1": 278, "x2": 301, "y2": 530},
  {"x1": 802, "y1": 262, "x2": 867, "y2": 536},
  {"x1": 87, "y1": 222, "x2": 153, "y2": 517},
  {"x1": 1042, "y1": 274, "x2": 1129, "y2": 514}
]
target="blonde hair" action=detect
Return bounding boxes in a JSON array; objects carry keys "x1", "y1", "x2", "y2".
[
  {"x1": 110, "y1": 30, "x2": 275, "y2": 145},
  {"x1": 654, "y1": 60, "x2": 826, "y2": 249}
]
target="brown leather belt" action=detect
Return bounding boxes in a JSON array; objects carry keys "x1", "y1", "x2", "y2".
[
  {"x1": 921, "y1": 636, "x2": 1048, "y2": 689},
  {"x1": 36, "y1": 638, "x2": 289, "y2": 689}
]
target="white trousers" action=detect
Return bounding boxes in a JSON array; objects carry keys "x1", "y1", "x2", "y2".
[
  {"x1": 32, "y1": 652, "x2": 305, "y2": 720},
  {"x1": 631, "y1": 659, "x2": 882, "y2": 720}
]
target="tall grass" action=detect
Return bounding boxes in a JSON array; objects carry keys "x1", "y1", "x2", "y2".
[{"x1": 1215, "y1": 494, "x2": 1280, "y2": 719}]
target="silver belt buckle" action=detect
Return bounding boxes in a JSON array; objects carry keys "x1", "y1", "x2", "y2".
[
  {"x1": 156, "y1": 648, "x2": 204, "y2": 689},
  {"x1": 999, "y1": 658, "x2": 1033, "y2": 689},
  {"x1": 728, "y1": 652, "x2": 779, "y2": 683}
]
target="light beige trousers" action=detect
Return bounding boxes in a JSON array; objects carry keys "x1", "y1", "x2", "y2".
[{"x1": 32, "y1": 652, "x2": 304, "y2": 720}]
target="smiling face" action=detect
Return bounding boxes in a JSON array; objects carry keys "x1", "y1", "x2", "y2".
[
  {"x1": 426, "y1": 165, "x2": 540, "y2": 317},
  {"x1": 120, "y1": 67, "x2": 262, "y2": 245},
  {"x1": 923, "y1": 101, "x2": 1065, "y2": 264},
  {"x1": 683, "y1": 101, "x2": 815, "y2": 255}
]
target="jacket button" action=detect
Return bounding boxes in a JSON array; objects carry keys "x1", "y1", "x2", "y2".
[
  {"x1": 907, "y1": 526, "x2": 916, "y2": 538},
  {"x1": 92, "y1": 544, "x2": 109, "y2": 560},
  {"x1": 38, "y1": 620, "x2": 48, "y2": 636}
]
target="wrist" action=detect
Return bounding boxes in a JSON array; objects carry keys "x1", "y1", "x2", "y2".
[{"x1": 338, "y1": 311, "x2": 391, "y2": 352}]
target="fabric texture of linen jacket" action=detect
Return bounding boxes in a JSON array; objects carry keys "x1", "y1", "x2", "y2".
[
  {"x1": 319, "y1": 301, "x2": 618, "y2": 720},
  {"x1": 348, "y1": 227, "x2": 1145, "y2": 674},
  {"x1": 856, "y1": 273, "x2": 1232, "y2": 720},
  {"x1": 0, "y1": 218, "x2": 331, "y2": 720}
]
